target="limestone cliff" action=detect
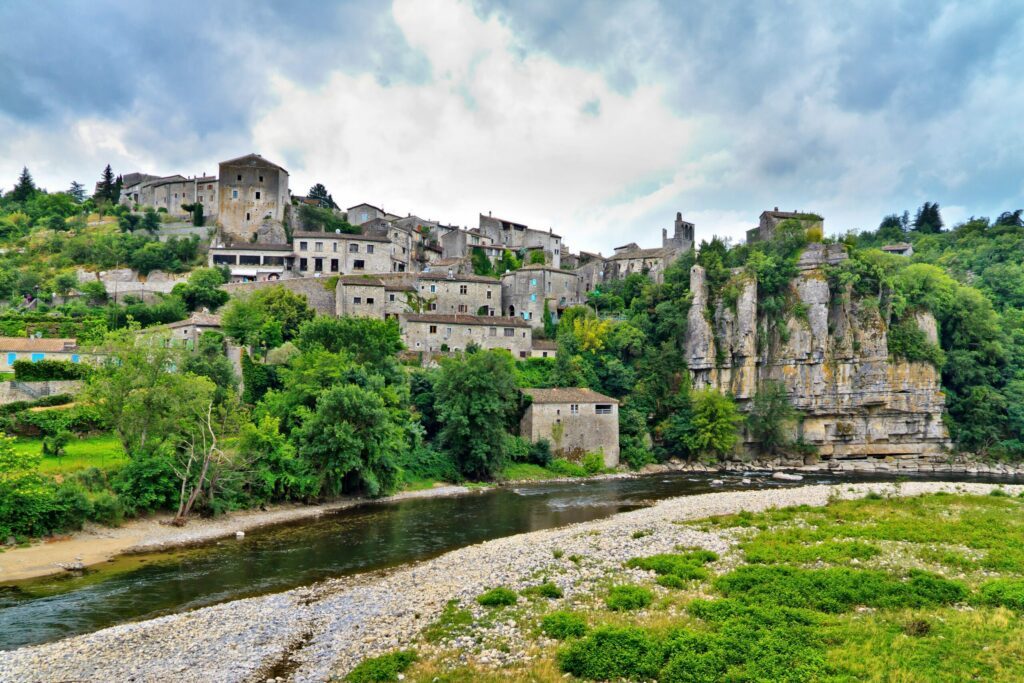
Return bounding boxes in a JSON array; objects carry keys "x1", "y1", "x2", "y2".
[{"x1": 686, "y1": 243, "x2": 950, "y2": 462}]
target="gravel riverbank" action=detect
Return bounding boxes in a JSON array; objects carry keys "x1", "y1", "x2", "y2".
[{"x1": 1, "y1": 481, "x2": 1018, "y2": 682}]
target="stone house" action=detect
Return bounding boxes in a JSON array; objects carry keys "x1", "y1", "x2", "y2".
[
  {"x1": 881, "y1": 242, "x2": 914, "y2": 257},
  {"x1": 501, "y1": 264, "x2": 581, "y2": 326},
  {"x1": 217, "y1": 154, "x2": 290, "y2": 243},
  {"x1": 0, "y1": 337, "x2": 82, "y2": 371},
  {"x1": 520, "y1": 388, "x2": 619, "y2": 467},
  {"x1": 336, "y1": 276, "x2": 386, "y2": 318},
  {"x1": 161, "y1": 312, "x2": 223, "y2": 349},
  {"x1": 746, "y1": 207, "x2": 823, "y2": 243},
  {"x1": 530, "y1": 339, "x2": 558, "y2": 358},
  {"x1": 478, "y1": 213, "x2": 563, "y2": 268},
  {"x1": 208, "y1": 242, "x2": 293, "y2": 281},
  {"x1": 414, "y1": 272, "x2": 501, "y2": 316},
  {"x1": 399, "y1": 314, "x2": 532, "y2": 356},
  {"x1": 292, "y1": 231, "x2": 392, "y2": 276},
  {"x1": 347, "y1": 203, "x2": 387, "y2": 226}
]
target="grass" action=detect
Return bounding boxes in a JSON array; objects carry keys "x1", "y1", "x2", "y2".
[
  {"x1": 345, "y1": 649, "x2": 417, "y2": 682},
  {"x1": 476, "y1": 587, "x2": 518, "y2": 607},
  {"x1": 500, "y1": 462, "x2": 559, "y2": 481},
  {"x1": 13, "y1": 433, "x2": 127, "y2": 475},
  {"x1": 421, "y1": 600, "x2": 474, "y2": 643}
]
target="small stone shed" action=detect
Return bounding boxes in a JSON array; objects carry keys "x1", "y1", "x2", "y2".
[{"x1": 520, "y1": 387, "x2": 619, "y2": 468}]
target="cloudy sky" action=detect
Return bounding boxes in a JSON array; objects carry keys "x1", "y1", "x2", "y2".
[{"x1": 1, "y1": 0, "x2": 1022, "y2": 252}]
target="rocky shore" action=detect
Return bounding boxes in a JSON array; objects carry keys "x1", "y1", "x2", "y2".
[{"x1": 1, "y1": 480, "x2": 1018, "y2": 683}]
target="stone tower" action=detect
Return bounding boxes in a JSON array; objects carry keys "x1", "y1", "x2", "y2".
[{"x1": 662, "y1": 211, "x2": 695, "y2": 251}]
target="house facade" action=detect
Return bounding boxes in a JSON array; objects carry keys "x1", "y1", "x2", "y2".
[
  {"x1": 520, "y1": 388, "x2": 620, "y2": 467},
  {"x1": 292, "y1": 231, "x2": 392, "y2": 276},
  {"x1": 336, "y1": 276, "x2": 387, "y2": 318},
  {"x1": 217, "y1": 154, "x2": 290, "y2": 242},
  {"x1": 399, "y1": 314, "x2": 532, "y2": 356},
  {"x1": 478, "y1": 213, "x2": 563, "y2": 268},
  {"x1": 0, "y1": 337, "x2": 82, "y2": 371},
  {"x1": 414, "y1": 272, "x2": 501, "y2": 316},
  {"x1": 501, "y1": 264, "x2": 581, "y2": 326}
]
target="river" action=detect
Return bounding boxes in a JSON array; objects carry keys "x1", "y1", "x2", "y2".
[{"x1": 0, "y1": 470, "x2": 1017, "y2": 651}]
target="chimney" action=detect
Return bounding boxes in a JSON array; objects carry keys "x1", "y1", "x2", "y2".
[{"x1": 488, "y1": 210, "x2": 492, "y2": 217}]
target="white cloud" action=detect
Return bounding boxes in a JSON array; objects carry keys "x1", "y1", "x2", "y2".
[{"x1": 252, "y1": 0, "x2": 697, "y2": 253}]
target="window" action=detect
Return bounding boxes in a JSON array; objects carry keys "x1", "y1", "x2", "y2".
[
  {"x1": 208, "y1": 184, "x2": 213, "y2": 190},
  {"x1": 353, "y1": 296, "x2": 362, "y2": 304},
  {"x1": 314, "y1": 258, "x2": 323, "y2": 272},
  {"x1": 595, "y1": 404, "x2": 613, "y2": 414},
  {"x1": 246, "y1": 212, "x2": 251, "y2": 221},
  {"x1": 360, "y1": 211, "x2": 368, "y2": 221},
  {"x1": 300, "y1": 258, "x2": 308, "y2": 270},
  {"x1": 523, "y1": 312, "x2": 532, "y2": 320},
  {"x1": 429, "y1": 302, "x2": 437, "y2": 311},
  {"x1": 459, "y1": 285, "x2": 468, "y2": 295},
  {"x1": 486, "y1": 289, "x2": 492, "y2": 299},
  {"x1": 504, "y1": 328, "x2": 514, "y2": 337},
  {"x1": 237, "y1": 174, "x2": 242, "y2": 181},
  {"x1": 6, "y1": 352, "x2": 15, "y2": 365},
  {"x1": 354, "y1": 259, "x2": 365, "y2": 269},
  {"x1": 489, "y1": 327, "x2": 496, "y2": 336},
  {"x1": 366, "y1": 297, "x2": 375, "y2": 305},
  {"x1": 199, "y1": 195, "x2": 203, "y2": 202},
  {"x1": 258, "y1": 175, "x2": 263, "y2": 182},
  {"x1": 570, "y1": 404, "x2": 579, "y2": 415},
  {"x1": 457, "y1": 304, "x2": 468, "y2": 313},
  {"x1": 530, "y1": 278, "x2": 537, "y2": 286},
  {"x1": 330, "y1": 259, "x2": 339, "y2": 272},
  {"x1": 446, "y1": 327, "x2": 452, "y2": 336},
  {"x1": 429, "y1": 284, "x2": 436, "y2": 293},
  {"x1": 299, "y1": 241, "x2": 308, "y2": 250},
  {"x1": 429, "y1": 325, "x2": 438, "y2": 334},
  {"x1": 530, "y1": 293, "x2": 537, "y2": 302},
  {"x1": 389, "y1": 293, "x2": 396, "y2": 302},
  {"x1": 349, "y1": 243, "x2": 359, "y2": 253},
  {"x1": 255, "y1": 191, "x2": 261, "y2": 199},
  {"x1": 232, "y1": 190, "x2": 238, "y2": 199},
  {"x1": 30, "y1": 353, "x2": 44, "y2": 362},
  {"x1": 367, "y1": 244, "x2": 374, "y2": 254},
  {"x1": 71, "y1": 354, "x2": 80, "y2": 363},
  {"x1": 542, "y1": 351, "x2": 548, "y2": 358},
  {"x1": 315, "y1": 242, "x2": 323, "y2": 252}
]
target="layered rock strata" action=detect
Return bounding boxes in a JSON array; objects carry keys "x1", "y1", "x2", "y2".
[{"x1": 686, "y1": 243, "x2": 950, "y2": 460}]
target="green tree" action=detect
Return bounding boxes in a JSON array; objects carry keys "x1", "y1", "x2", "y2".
[
  {"x1": 681, "y1": 388, "x2": 741, "y2": 459},
  {"x1": 182, "y1": 331, "x2": 238, "y2": 405},
  {"x1": 913, "y1": 201, "x2": 943, "y2": 233},
  {"x1": 172, "y1": 267, "x2": 230, "y2": 311},
  {"x1": 96, "y1": 164, "x2": 117, "y2": 203},
  {"x1": 746, "y1": 381, "x2": 797, "y2": 454},
  {"x1": 435, "y1": 350, "x2": 520, "y2": 478},
  {"x1": 296, "y1": 316, "x2": 403, "y2": 366},
  {"x1": 307, "y1": 183, "x2": 337, "y2": 209},
  {"x1": 238, "y1": 415, "x2": 315, "y2": 502},
  {"x1": 294, "y1": 382, "x2": 405, "y2": 496},
  {"x1": 471, "y1": 247, "x2": 494, "y2": 276},
  {"x1": 141, "y1": 207, "x2": 160, "y2": 234},
  {"x1": 542, "y1": 299, "x2": 556, "y2": 338},
  {"x1": 10, "y1": 167, "x2": 37, "y2": 202},
  {"x1": 222, "y1": 286, "x2": 315, "y2": 348},
  {"x1": 529, "y1": 250, "x2": 546, "y2": 265},
  {"x1": 68, "y1": 180, "x2": 86, "y2": 203}
]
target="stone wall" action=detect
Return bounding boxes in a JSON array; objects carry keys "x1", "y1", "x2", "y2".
[
  {"x1": 520, "y1": 402, "x2": 620, "y2": 467},
  {"x1": 222, "y1": 277, "x2": 336, "y2": 316},
  {"x1": 686, "y1": 243, "x2": 951, "y2": 462},
  {"x1": 0, "y1": 380, "x2": 83, "y2": 405}
]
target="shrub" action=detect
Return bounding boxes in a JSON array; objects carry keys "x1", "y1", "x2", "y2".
[
  {"x1": 505, "y1": 434, "x2": 531, "y2": 461},
  {"x1": 522, "y1": 581, "x2": 562, "y2": 599},
  {"x1": 345, "y1": 650, "x2": 417, "y2": 683},
  {"x1": 557, "y1": 626, "x2": 662, "y2": 680},
  {"x1": 541, "y1": 611, "x2": 587, "y2": 639},
  {"x1": 548, "y1": 459, "x2": 587, "y2": 477},
  {"x1": 477, "y1": 587, "x2": 518, "y2": 607},
  {"x1": 13, "y1": 359, "x2": 91, "y2": 381},
  {"x1": 89, "y1": 491, "x2": 125, "y2": 526},
  {"x1": 582, "y1": 451, "x2": 606, "y2": 474},
  {"x1": 626, "y1": 550, "x2": 718, "y2": 583},
  {"x1": 528, "y1": 438, "x2": 552, "y2": 466},
  {"x1": 111, "y1": 452, "x2": 179, "y2": 514},
  {"x1": 605, "y1": 584, "x2": 653, "y2": 611},
  {"x1": 977, "y1": 579, "x2": 1024, "y2": 611}
]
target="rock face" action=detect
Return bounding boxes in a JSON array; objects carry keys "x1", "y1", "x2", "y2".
[{"x1": 686, "y1": 244, "x2": 950, "y2": 461}]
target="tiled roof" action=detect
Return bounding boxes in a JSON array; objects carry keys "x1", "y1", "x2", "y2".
[
  {"x1": 607, "y1": 247, "x2": 677, "y2": 260},
  {"x1": 219, "y1": 153, "x2": 287, "y2": 173},
  {"x1": 881, "y1": 243, "x2": 912, "y2": 251},
  {"x1": 292, "y1": 230, "x2": 391, "y2": 242},
  {"x1": 337, "y1": 275, "x2": 386, "y2": 286},
  {"x1": 521, "y1": 387, "x2": 618, "y2": 404},
  {"x1": 402, "y1": 313, "x2": 529, "y2": 328},
  {"x1": 166, "y1": 312, "x2": 222, "y2": 328},
  {"x1": 0, "y1": 337, "x2": 77, "y2": 352},
  {"x1": 531, "y1": 339, "x2": 558, "y2": 350},
  {"x1": 417, "y1": 271, "x2": 500, "y2": 284}
]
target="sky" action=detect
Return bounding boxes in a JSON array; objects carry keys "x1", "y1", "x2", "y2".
[{"x1": 1, "y1": 0, "x2": 1022, "y2": 253}]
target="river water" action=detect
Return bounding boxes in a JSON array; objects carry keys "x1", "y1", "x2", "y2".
[{"x1": 0, "y1": 470, "x2": 1016, "y2": 650}]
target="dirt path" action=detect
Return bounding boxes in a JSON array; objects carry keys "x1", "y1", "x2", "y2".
[{"x1": 0, "y1": 485, "x2": 471, "y2": 583}]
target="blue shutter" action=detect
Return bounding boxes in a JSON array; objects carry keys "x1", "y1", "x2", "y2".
[
  {"x1": 6, "y1": 352, "x2": 15, "y2": 366},
  {"x1": 71, "y1": 354, "x2": 80, "y2": 363},
  {"x1": 30, "y1": 353, "x2": 44, "y2": 362}
]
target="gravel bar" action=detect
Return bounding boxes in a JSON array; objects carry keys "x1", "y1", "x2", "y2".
[{"x1": 1, "y1": 481, "x2": 1016, "y2": 683}]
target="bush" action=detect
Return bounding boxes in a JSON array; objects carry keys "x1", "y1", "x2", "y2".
[
  {"x1": 621, "y1": 445, "x2": 655, "y2": 470},
  {"x1": 12, "y1": 359, "x2": 91, "y2": 381},
  {"x1": 344, "y1": 650, "x2": 417, "y2": 683},
  {"x1": 522, "y1": 581, "x2": 563, "y2": 599},
  {"x1": 541, "y1": 610, "x2": 587, "y2": 639},
  {"x1": 548, "y1": 459, "x2": 587, "y2": 477},
  {"x1": 557, "y1": 626, "x2": 662, "y2": 680},
  {"x1": 977, "y1": 579, "x2": 1024, "y2": 611},
  {"x1": 477, "y1": 587, "x2": 518, "y2": 607},
  {"x1": 89, "y1": 491, "x2": 125, "y2": 526},
  {"x1": 582, "y1": 451, "x2": 606, "y2": 474},
  {"x1": 626, "y1": 550, "x2": 718, "y2": 583},
  {"x1": 605, "y1": 584, "x2": 653, "y2": 611},
  {"x1": 112, "y1": 452, "x2": 179, "y2": 514},
  {"x1": 41, "y1": 429, "x2": 72, "y2": 457},
  {"x1": 505, "y1": 434, "x2": 531, "y2": 461},
  {"x1": 528, "y1": 439, "x2": 553, "y2": 466},
  {"x1": 396, "y1": 444, "x2": 462, "y2": 484}
]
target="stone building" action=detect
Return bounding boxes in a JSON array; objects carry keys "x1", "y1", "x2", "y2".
[
  {"x1": 161, "y1": 312, "x2": 223, "y2": 349},
  {"x1": 520, "y1": 388, "x2": 619, "y2": 467},
  {"x1": 336, "y1": 276, "x2": 387, "y2": 318},
  {"x1": 574, "y1": 212, "x2": 694, "y2": 290},
  {"x1": 881, "y1": 242, "x2": 914, "y2": 257},
  {"x1": 530, "y1": 339, "x2": 558, "y2": 358},
  {"x1": 501, "y1": 264, "x2": 581, "y2": 326},
  {"x1": 217, "y1": 154, "x2": 290, "y2": 243},
  {"x1": 0, "y1": 337, "x2": 82, "y2": 371},
  {"x1": 746, "y1": 208, "x2": 823, "y2": 243},
  {"x1": 399, "y1": 314, "x2": 532, "y2": 356},
  {"x1": 347, "y1": 203, "x2": 386, "y2": 226},
  {"x1": 292, "y1": 231, "x2": 392, "y2": 276},
  {"x1": 208, "y1": 243, "x2": 292, "y2": 281},
  {"x1": 414, "y1": 272, "x2": 501, "y2": 316},
  {"x1": 478, "y1": 213, "x2": 563, "y2": 268}
]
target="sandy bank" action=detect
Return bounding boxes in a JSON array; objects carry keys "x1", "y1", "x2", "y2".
[{"x1": 0, "y1": 485, "x2": 471, "y2": 583}]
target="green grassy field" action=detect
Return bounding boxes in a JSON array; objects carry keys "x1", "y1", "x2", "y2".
[
  {"x1": 391, "y1": 491, "x2": 1024, "y2": 682},
  {"x1": 13, "y1": 433, "x2": 127, "y2": 475}
]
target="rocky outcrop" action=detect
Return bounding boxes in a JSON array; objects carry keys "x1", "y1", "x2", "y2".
[{"x1": 686, "y1": 244, "x2": 950, "y2": 462}]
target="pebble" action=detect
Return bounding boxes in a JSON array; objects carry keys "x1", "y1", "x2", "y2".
[{"x1": 0, "y1": 482, "x2": 1018, "y2": 683}]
